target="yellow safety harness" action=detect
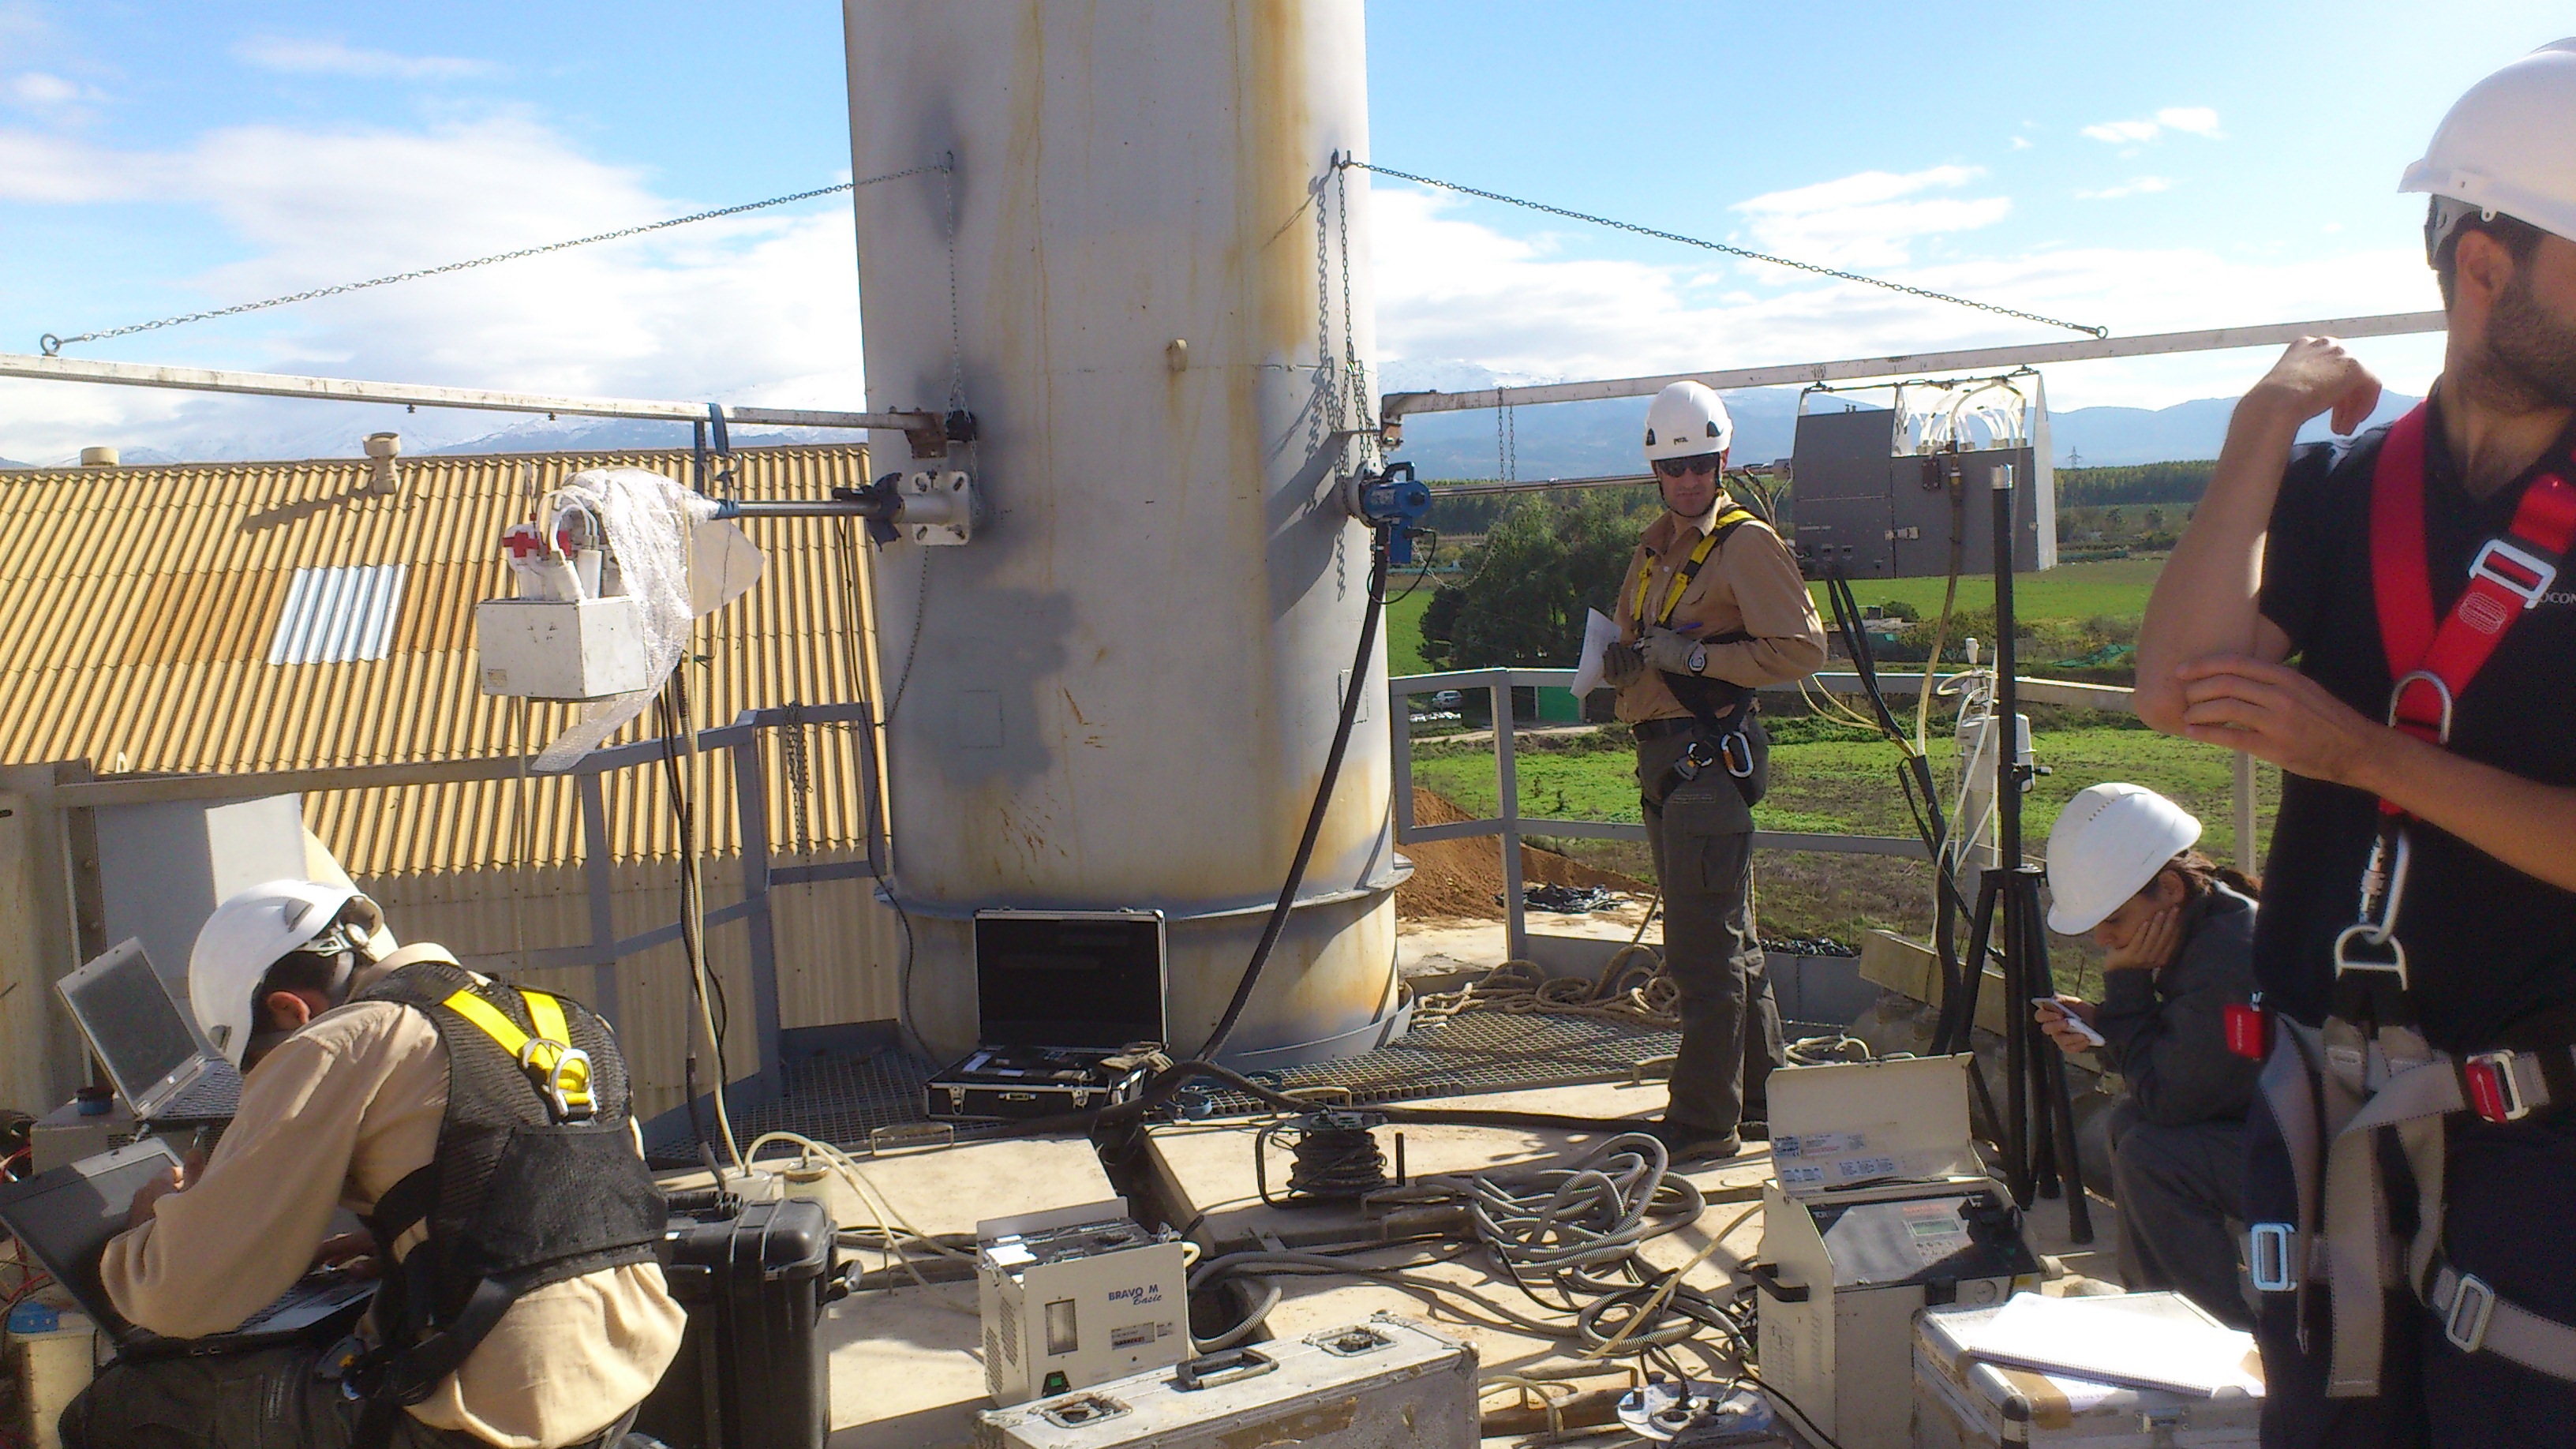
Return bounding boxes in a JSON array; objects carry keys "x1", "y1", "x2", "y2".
[
  {"x1": 437, "y1": 987, "x2": 595, "y2": 1121},
  {"x1": 1630, "y1": 506, "x2": 1755, "y2": 635}
]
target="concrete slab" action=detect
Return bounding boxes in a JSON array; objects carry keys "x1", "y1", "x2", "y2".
[
  {"x1": 823, "y1": 1280, "x2": 987, "y2": 1449},
  {"x1": 660, "y1": 1133, "x2": 1118, "y2": 1241}
]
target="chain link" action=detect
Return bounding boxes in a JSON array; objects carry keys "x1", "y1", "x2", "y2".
[
  {"x1": 41, "y1": 160, "x2": 953, "y2": 355},
  {"x1": 1336, "y1": 158, "x2": 2107, "y2": 340}
]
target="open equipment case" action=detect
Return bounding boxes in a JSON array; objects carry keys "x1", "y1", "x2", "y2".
[
  {"x1": 1751, "y1": 1054, "x2": 2045, "y2": 1449},
  {"x1": 927, "y1": 911, "x2": 1170, "y2": 1121}
]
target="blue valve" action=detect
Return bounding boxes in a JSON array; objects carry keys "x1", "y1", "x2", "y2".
[{"x1": 1354, "y1": 462, "x2": 1432, "y2": 565}]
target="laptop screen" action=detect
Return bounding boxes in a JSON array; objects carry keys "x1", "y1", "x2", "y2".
[
  {"x1": 0, "y1": 1138, "x2": 178, "y2": 1335},
  {"x1": 62, "y1": 941, "x2": 204, "y2": 1107}
]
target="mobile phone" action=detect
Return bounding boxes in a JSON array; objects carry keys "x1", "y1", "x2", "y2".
[{"x1": 2032, "y1": 997, "x2": 2106, "y2": 1047}]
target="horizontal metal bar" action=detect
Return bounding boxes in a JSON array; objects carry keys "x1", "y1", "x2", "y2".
[
  {"x1": 1406, "y1": 811, "x2": 1925, "y2": 858},
  {"x1": 1753, "y1": 831, "x2": 1929, "y2": 858},
  {"x1": 1391, "y1": 668, "x2": 2136, "y2": 715},
  {"x1": 0, "y1": 351, "x2": 912, "y2": 431},
  {"x1": 1380, "y1": 310, "x2": 2445, "y2": 418},
  {"x1": 769, "y1": 859, "x2": 878, "y2": 887},
  {"x1": 1427, "y1": 473, "x2": 1653, "y2": 496},
  {"x1": 485, "y1": 893, "x2": 766, "y2": 972},
  {"x1": 55, "y1": 699, "x2": 875, "y2": 807}
]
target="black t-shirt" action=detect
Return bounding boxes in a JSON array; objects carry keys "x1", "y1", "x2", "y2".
[{"x1": 2255, "y1": 393, "x2": 2576, "y2": 1050}]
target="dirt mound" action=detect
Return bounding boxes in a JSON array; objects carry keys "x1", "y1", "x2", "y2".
[{"x1": 1396, "y1": 788, "x2": 1649, "y2": 922}]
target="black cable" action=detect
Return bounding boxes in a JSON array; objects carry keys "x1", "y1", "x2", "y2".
[
  {"x1": 1196, "y1": 531, "x2": 1392, "y2": 1060},
  {"x1": 1380, "y1": 528, "x2": 1440, "y2": 605}
]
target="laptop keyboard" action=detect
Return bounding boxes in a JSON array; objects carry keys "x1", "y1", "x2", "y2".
[{"x1": 155, "y1": 1060, "x2": 243, "y2": 1121}]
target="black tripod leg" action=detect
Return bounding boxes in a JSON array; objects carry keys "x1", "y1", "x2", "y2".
[
  {"x1": 1953, "y1": 870, "x2": 2007, "y2": 1157},
  {"x1": 2019, "y1": 878, "x2": 2093, "y2": 1244},
  {"x1": 1980, "y1": 867, "x2": 2033, "y2": 1208}
]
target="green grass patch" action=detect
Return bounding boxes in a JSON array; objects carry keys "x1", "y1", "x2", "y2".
[
  {"x1": 1383, "y1": 589, "x2": 1437, "y2": 677},
  {"x1": 1814, "y1": 555, "x2": 2163, "y2": 624}
]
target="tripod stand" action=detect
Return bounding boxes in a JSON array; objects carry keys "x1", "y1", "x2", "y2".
[{"x1": 1948, "y1": 460, "x2": 2092, "y2": 1243}]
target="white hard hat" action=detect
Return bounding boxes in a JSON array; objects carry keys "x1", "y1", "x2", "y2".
[
  {"x1": 1643, "y1": 381, "x2": 1733, "y2": 464},
  {"x1": 188, "y1": 880, "x2": 389, "y2": 1065},
  {"x1": 2044, "y1": 784, "x2": 2203, "y2": 936},
  {"x1": 2402, "y1": 39, "x2": 2576, "y2": 260}
]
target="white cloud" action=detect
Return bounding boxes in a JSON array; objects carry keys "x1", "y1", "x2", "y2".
[
  {"x1": 1729, "y1": 165, "x2": 2009, "y2": 269},
  {"x1": 7, "y1": 72, "x2": 81, "y2": 106},
  {"x1": 1367, "y1": 185, "x2": 2437, "y2": 413},
  {"x1": 234, "y1": 37, "x2": 494, "y2": 81},
  {"x1": 2076, "y1": 176, "x2": 2174, "y2": 200},
  {"x1": 2082, "y1": 107, "x2": 2224, "y2": 144},
  {"x1": 0, "y1": 118, "x2": 863, "y2": 462},
  {"x1": 2155, "y1": 107, "x2": 2223, "y2": 137},
  {"x1": 2009, "y1": 136, "x2": 2033, "y2": 152}
]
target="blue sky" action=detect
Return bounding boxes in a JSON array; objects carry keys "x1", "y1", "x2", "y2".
[{"x1": 2, "y1": 1, "x2": 2567, "y2": 462}]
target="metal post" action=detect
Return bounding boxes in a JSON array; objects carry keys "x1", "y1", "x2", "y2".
[
  {"x1": 578, "y1": 773, "x2": 619, "y2": 1028},
  {"x1": 2233, "y1": 749, "x2": 2259, "y2": 874},
  {"x1": 728, "y1": 731, "x2": 787, "y2": 1099},
  {"x1": 1390, "y1": 679, "x2": 1417, "y2": 841},
  {"x1": 1492, "y1": 672, "x2": 1528, "y2": 963}
]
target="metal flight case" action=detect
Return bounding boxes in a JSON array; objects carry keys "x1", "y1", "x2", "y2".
[
  {"x1": 634, "y1": 1196, "x2": 845, "y2": 1449},
  {"x1": 927, "y1": 911, "x2": 1170, "y2": 1122}
]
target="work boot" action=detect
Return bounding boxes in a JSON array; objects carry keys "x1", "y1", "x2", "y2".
[
  {"x1": 1738, "y1": 1119, "x2": 1769, "y2": 1141},
  {"x1": 1649, "y1": 1118, "x2": 1744, "y2": 1161}
]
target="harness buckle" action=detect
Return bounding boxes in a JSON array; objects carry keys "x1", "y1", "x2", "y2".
[
  {"x1": 2386, "y1": 671, "x2": 2457, "y2": 745},
  {"x1": 2469, "y1": 537, "x2": 2559, "y2": 611},
  {"x1": 2464, "y1": 1050, "x2": 2532, "y2": 1124},
  {"x1": 2445, "y1": 1273, "x2": 2499, "y2": 1355},
  {"x1": 2248, "y1": 1222, "x2": 2299, "y2": 1293},
  {"x1": 517, "y1": 1038, "x2": 597, "y2": 1122},
  {"x1": 2331, "y1": 925, "x2": 2410, "y2": 990}
]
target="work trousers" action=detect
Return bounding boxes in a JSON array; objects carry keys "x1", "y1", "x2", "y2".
[
  {"x1": 2103, "y1": 1103, "x2": 2252, "y2": 1329},
  {"x1": 61, "y1": 1342, "x2": 639, "y2": 1449},
  {"x1": 1639, "y1": 734, "x2": 1784, "y2": 1135},
  {"x1": 2247, "y1": 1089, "x2": 2576, "y2": 1447}
]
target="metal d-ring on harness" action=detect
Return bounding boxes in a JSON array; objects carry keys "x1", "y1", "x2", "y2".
[
  {"x1": 1631, "y1": 508, "x2": 1765, "y2": 797},
  {"x1": 2244, "y1": 402, "x2": 2576, "y2": 1394},
  {"x1": 439, "y1": 987, "x2": 598, "y2": 1124}
]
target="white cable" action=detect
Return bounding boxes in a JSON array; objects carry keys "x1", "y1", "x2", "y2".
[
  {"x1": 674, "y1": 601, "x2": 745, "y2": 1174},
  {"x1": 742, "y1": 1129, "x2": 979, "y2": 1313}
]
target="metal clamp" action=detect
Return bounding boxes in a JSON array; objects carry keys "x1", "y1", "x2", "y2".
[
  {"x1": 2248, "y1": 1222, "x2": 2299, "y2": 1293},
  {"x1": 2446, "y1": 1273, "x2": 2499, "y2": 1354},
  {"x1": 2469, "y1": 537, "x2": 2559, "y2": 610},
  {"x1": 516, "y1": 1038, "x2": 595, "y2": 1121},
  {"x1": 2464, "y1": 1050, "x2": 2533, "y2": 1123}
]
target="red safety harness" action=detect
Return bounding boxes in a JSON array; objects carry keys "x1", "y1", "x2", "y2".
[{"x1": 2241, "y1": 402, "x2": 2576, "y2": 1395}]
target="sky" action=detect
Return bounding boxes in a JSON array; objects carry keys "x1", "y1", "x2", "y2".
[{"x1": 0, "y1": 1, "x2": 2567, "y2": 465}]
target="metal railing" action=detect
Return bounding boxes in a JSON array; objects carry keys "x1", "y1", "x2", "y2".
[{"x1": 1387, "y1": 667, "x2": 2259, "y2": 958}]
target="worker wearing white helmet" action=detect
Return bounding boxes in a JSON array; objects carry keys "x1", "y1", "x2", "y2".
[
  {"x1": 2137, "y1": 38, "x2": 2576, "y2": 1440},
  {"x1": 65, "y1": 882, "x2": 682, "y2": 1449},
  {"x1": 2033, "y1": 784, "x2": 2261, "y2": 1331},
  {"x1": 1601, "y1": 380, "x2": 1825, "y2": 1159}
]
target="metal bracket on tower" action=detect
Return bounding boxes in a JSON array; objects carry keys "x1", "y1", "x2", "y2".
[
  {"x1": 711, "y1": 468, "x2": 982, "y2": 545},
  {"x1": 1340, "y1": 460, "x2": 1432, "y2": 565}
]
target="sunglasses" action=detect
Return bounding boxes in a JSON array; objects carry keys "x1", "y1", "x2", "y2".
[{"x1": 1654, "y1": 456, "x2": 1720, "y2": 479}]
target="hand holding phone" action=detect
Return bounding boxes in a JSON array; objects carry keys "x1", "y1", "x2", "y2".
[{"x1": 2033, "y1": 996, "x2": 2106, "y2": 1049}]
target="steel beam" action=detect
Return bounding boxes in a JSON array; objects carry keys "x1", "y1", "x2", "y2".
[{"x1": 1380, "y1": 310, "x2": 2446, "y2": 420}]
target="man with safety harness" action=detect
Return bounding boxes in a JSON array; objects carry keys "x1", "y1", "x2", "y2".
[
  {"x1": 2137, "y1": 39, "x2": 2576, "y2": 1444},
  {"x1": 1604, "y1": 380, "x2": 1826, "y2": 1159},
  {"x1": 63, "y1": 880, "x2": 683, "y2": 1449}
]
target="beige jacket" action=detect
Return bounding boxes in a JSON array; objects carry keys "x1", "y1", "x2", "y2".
[
  {"x1": 102, "y1": 987, "x2": 685, "y2": 1449},
  {"x1": 1612, "y1": 507, "x2": 1825, "y2": 723}
]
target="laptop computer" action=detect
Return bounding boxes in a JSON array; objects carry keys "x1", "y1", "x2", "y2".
[
  {"x1": 56, "y1": 938, "x2": 242, "y2": 1126},
  {"x1": 0, "y1": 1139, "x2": 376, "y2": 1359}
]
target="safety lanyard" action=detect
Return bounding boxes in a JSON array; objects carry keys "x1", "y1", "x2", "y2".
[
  {"x1": 441, "y1": 986, "x2": 596, "y2": 1121},
  {"x1": 1630, "y1": 507, "x2": 1749, "y2": 633},
  {"x1": 2336, "y1": 404, "x2": 2576, "y2": 990}
]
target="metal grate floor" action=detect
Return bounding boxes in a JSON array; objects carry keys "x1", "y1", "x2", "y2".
[{"x1": 650, "y1": 1010, "x2": 1714, "y2": 1163}]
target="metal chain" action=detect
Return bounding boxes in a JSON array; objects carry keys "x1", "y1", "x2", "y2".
[
  {"x1": 940, "y1": 151, "x2": 967, "y2": 414},
  {"x1": 41, "y1": 160, "x2": 954, "y2": 355},
  {"x1": 1336, "y1": 158, "x2": 2108, "y2": 339},
  {"x1": 1334, "y1": 160, "x2": 1379, "y2": 469},
  {"x1": 781, "y1": 702, "x2": 815, "y2": 862}
]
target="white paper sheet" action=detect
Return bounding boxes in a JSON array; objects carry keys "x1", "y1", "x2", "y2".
[
  {"x1": 1963, "y1": 1291, "x2": 2265, "y2": 1398},
  {"x1": 1570, "y1": 608, "x2": 1622, "y2": 695}
]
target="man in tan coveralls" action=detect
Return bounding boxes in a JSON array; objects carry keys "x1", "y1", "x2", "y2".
[
  {"x1": 63, "y1": 881, "x2": 683, "y2": 1449},
  {"x1": 1604, "y1": 380, "x2": 1825, "y2": 1158}
]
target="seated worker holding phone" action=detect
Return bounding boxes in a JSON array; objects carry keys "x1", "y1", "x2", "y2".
[
  {"x1": 2034, "y1": 784, "x2": 2263, "y2": 1330},
  {"x1": 66, "y1": 880, "x2": 682, "y2": 1449}
]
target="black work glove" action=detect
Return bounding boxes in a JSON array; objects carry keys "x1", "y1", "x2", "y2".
[{"x1": 1601, "y1": 641, "x2": 1646, "y2": 688}]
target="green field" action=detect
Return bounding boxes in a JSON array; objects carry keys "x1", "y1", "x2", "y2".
[
  {"x1": 1408, "y1": 716, "x2": 2278, "y2": 995},
  {"x1": 1385, "y1": 589, "x2": 1437, "y2": 676},
  {"x1": 1811, "y1": 555, "x2": 2163, "y2": 623}
]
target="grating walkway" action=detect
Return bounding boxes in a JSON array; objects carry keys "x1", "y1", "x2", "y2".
[{"x1": 651, "y1": 1010, "x2": 1704, "y2": 1163}]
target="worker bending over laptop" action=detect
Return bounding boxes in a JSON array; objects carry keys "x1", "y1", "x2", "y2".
[{"x1": 60, "y1": 880, "x2": 680, "y2": 1449}]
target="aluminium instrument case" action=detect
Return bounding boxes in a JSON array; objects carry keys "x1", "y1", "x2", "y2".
[
  {"x1": 973, "y1": 1314, "x2": 1477, "y2": 1449},
  {"x1": 1913, "y1": 1297, "x2": 2263, "y2": 1447},
  {"x1": 633, "y1": 1196, "x2": 843, "y2": 1449},
  {"x1": 927, "y1": 911, "x2": 1169, "y2": 1122}
]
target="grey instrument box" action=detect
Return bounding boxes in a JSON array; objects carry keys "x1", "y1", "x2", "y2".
[
  {"x1": 1788, "y1": 406, "x2": 2055, "y2": 582},
  {"x1": 1914, "y1": 1297, "x2": 2263, "y2": 1447},
  {"x1": 974, "y1": 1315, "x2": 1477, "y2": 1449}
]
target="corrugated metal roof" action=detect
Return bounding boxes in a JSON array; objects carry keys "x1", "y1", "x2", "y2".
[{"x1": 1, "y1": 444, "x2": 884, "y2": 876}]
